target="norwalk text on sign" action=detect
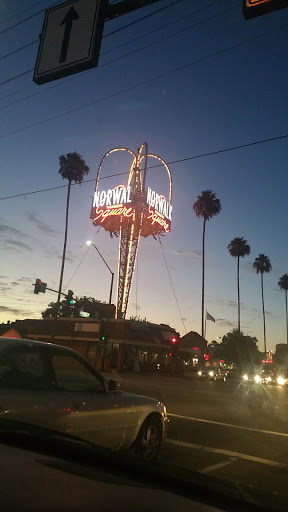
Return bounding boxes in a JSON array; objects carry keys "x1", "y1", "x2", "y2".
[
  {"x1": 146, "y1": 187, "x2": 172, "y2": 221},
  {"x1": 93, "y1": 185, "x2": 131, "y2": 208}
]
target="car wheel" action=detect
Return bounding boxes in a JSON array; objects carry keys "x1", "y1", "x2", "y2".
[{"x1": 133, "y1": 416, "x2": 162, "y2": 460}]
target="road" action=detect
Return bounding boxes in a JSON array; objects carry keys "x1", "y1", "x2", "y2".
[{"x1": 110, "y1": 372, "x2": 288, "y2": 509}]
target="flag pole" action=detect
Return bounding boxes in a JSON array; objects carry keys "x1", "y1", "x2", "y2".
[{"x1": 204, "y1": 309, "x2": 207, "y2": 342}]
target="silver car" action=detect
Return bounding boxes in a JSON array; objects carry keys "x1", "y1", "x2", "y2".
[{"x1": 0, "y1": 338, "x2": 168, "y2": 459}]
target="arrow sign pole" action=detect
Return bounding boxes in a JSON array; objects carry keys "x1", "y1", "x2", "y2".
[{"x1": 59, "y1": 6, "x2": 79, "y2": 64}]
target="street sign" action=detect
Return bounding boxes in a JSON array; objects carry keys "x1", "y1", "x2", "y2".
[
  {"x1": 243, "y1": 0, "x2": 288, "y2": 19},
  {"x1": 33, "y1": 0, "x2": 107, "y2": 85}
]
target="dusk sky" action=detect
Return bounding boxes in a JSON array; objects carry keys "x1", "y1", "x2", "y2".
[{"x1": 1, "y1": 0, "x2": 288, "y2": 352}]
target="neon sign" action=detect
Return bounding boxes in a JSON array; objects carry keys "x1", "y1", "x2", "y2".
[
  {"x1": 91, "y1": 184, "x2": 172, "y2": 236},
  {"x1": 90, "y1": 142, "x2": 173, "y2": 320}
]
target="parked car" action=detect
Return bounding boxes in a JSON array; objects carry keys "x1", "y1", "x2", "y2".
[{"x1": 0, "y1": 338, "x2": 168, "y2": 459}]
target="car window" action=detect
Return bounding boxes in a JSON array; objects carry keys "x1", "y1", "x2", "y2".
[
  {"x1": 50, "y1": 353, "x2": 105, "y2": 392},
  {"x1": 0, "y1": 346, "x2": 48, "y2": 390}
]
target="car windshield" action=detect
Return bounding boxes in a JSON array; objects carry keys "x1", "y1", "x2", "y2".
[{"x1": 1, "y1": 0, "x2": 288, "y2": 510}]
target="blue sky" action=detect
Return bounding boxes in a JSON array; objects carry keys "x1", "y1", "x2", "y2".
[{"x1": 1, "y1": 0, "x2": 288, "y2": 352}]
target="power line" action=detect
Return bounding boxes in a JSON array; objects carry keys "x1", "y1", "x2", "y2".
[
  {"x1": 0, "y1": 16, "x2": 285, "y2": 140},
  {"x1": 63, "y1": 227, "x2": 101, "y2": 291},
  {"x1": 0, "y1": 41, "x2": 37, "y2": 62},
  {"x1": 1, "y1": 130, "x2": 288, "y2": 202},
  {"x1": 0, "y1": 1, "x2": 60, "y2": 36},
  {"x1": 0, "y1": 1, "x2": 217, "y2": 105},
  {"x1": 0, "y1": 1, "x2": 54, "y2": 26},
  {"x1": 158, "y1": 235, "x2": 187, "y2": 334},
  {"x1": 0, "y1": 0, "x2": 185, "y2": 86},
  {"x1": 0, "y1": 2, "x2": 220, "y2": 109}
]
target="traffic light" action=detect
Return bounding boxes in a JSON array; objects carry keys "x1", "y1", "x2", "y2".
[
  {"x1": 34, "y1": 278, "x2": 47, "y2": 294},
  {"x1": 170, "y1": 336, "x2": 179, "y2": 356},
  {"x1": 99, "y1": 322, "x2": 108, "y2": 343},
  {"x1": 65, "y1": 290, "x2": 74, "y2": 304}
]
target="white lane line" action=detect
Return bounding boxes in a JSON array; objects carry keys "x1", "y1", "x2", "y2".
[
  {"x1": 168, "y1": 413, "x2": 288, "y2": 438},
  {"x1": 199, "y1": 458, "x2": 236, "y2": 474},
  {"x1": 166, "y1": 439, "x2": 287, "y2": 468}
]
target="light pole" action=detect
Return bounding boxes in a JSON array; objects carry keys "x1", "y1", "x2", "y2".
[{"x1": 86, "y1": 241, "x2": 114, "y2": 304}]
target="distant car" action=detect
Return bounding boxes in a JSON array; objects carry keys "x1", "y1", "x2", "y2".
[
  {"x1": 242, "y1": 369, "x2": 262, "y2": 384},
  {"x1": 0, "y1": 338, "x2": 168, "y2": 459},
  {"x1": 197, "y1": 368, "x2": 227, "y2": 382},
  {"x1": 208, "y1": 368, "x2": 227, "y2": 382}
]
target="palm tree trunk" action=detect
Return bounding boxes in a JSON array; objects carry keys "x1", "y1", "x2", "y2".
[
  {"x1": 237, "y1": 256, "x2": 240, "y2": 332},
  {"x1": 285, "y1": 290, "x2": 288, "y2": 345},
  {"x1": 57, "y1": 180, "x2": 71, "y2": 310},
  {"x1": 261, "y1": 272, "x2": 267, "y2": 354},
  {"x1": 201, "y1": 219, "x2": 206, "y2": 341}
]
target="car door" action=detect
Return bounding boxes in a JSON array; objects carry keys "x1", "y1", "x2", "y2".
[
  {"x1": 49, "y1": 349, "x2": 127, "y2": 450},
  {"x1": 0, "y1": 344, "x2": 68, "y2": 434}
]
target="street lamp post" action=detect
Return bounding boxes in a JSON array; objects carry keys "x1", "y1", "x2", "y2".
[{"x1": 86, "y1": 241, "x2": 114, "y2": 305}]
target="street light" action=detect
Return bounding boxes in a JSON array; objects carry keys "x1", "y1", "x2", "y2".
[{"x1": 86, "y1": 241, "x2": 114, "y2": 304}]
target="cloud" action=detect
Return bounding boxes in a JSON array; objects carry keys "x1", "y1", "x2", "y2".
[
  {"x1": 0, "y1": 275, "x2": 8, "y2": 279},
  {"x1": 0, "y1": 305, "x2": 31, "y2": 315},
  {"x1": 0, "y1": 220, "x2": 37, "y2": 253},
  {"x1": 4, "y1": 239, "x2": 31, "y2": 251},
  {"x1": 25, "y1": 211, "x2": 56, "y2": 237},
  {"x1": 10, "y1": 281, "x2": 19, "y2": 286},
  {"x1": 19, "y1": 277, "x2": 31, "y2": 283},
  {"x1": 0, "y1": 223, "x2": 25, "y2": 237},
  {"x1": 216, "y1": 318, "x2": 235, "y2": 328},
  {"x1": 172, "y1": 249, "x2": 202, "y2": 258}
]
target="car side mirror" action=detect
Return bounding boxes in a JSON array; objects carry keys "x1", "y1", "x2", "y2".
[{"x1": 108, "y1": 379, "x2": 117, "y2": 392}]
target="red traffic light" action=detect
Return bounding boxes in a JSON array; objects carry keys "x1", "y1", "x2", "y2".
[{"x1": 171, "y1": 337, "x2": 177, "y2": 344}]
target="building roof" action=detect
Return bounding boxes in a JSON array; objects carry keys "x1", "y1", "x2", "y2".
[{"x1": 180, "y1": 331, "x2": 206, "y2": 350}]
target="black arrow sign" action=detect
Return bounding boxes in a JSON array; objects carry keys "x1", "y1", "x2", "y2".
[{"x1": 59, "y1": 6, "x2": 79, "y2": 64}]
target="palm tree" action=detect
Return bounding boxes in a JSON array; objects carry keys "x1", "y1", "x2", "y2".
[
  {"x1": 193, "y1": 190, "x2": 221, "y2": 341},
  {"x1": 278, "y1": 274, "x2": 288, "y2": 345},
  {"x1": 253, "y1": 254, "x2": 272, "y2": 354},
  {"x1": 228, "y1": 237, "x2": 250, "y2": 332},
  {"x1": 57, "y1": 152, "x2": 89, "y2": 309}
]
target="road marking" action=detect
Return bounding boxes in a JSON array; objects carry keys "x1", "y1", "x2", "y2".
[
  {"x1": 168, "y1": 413, "x2": 288, "y2": 438},
  {"x1": 166, "y1": 439, "x2": 287, "y2": 468},
  {"x1": 199, "y1": 458, "x2": 236, "y2": 474}
]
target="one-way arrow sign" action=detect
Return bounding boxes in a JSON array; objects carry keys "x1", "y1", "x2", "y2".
[
  {"x1": 33, "y1": 0, "x2": 107, "y2": 85},
  {"x1": 59, "y1": 6, "x2": 79, "y2": 64}
]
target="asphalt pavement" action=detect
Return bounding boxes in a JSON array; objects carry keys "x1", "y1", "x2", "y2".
[{"x1": 104, "y1": 371, "x2": 288, "y2": 509}]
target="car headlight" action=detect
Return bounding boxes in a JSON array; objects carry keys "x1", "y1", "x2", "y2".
[
  {"x1": 254, "y1": 375, "x2": 261, "y2": 383},
  {"x1": 242, "y1": 374, "x2": 248, "y2": 381},
  {"x1": 277, "y1": 377, "x2": 286, "y2": 386},
  {"x1": 266, "y1": 376, "x2": 272, "y2": 382},
  {"x1": 209, "y1": 371, "x2": 214, "y2": 377},
  {"x1": 198, "y1": 371, "x2": 202, "y2": 376}
]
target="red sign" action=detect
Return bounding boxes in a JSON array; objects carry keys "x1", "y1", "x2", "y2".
[{"x1": 243, "y1": 0, "x2": 288, "y2": 19}]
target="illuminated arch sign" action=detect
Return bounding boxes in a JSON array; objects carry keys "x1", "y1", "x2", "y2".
[
  {"x1": 90, "y1": 143, "x2": 172, "y2": 320},
  {"x1": 90, "y1": 183, "x2": 172, "y2": 237}
]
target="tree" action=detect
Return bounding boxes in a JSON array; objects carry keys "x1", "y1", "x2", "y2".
[
  {"x1": 57, "y1": 152, "x2": 89, "y2": 311},
  {"x1": 193, "y1": 190, "x2": 221, "y2": 340},
  {"x1": 253, "y1": 254, "x2": 272, "y2": 354},
  {"x1": 278, "y1": 274, "x2": 288, "y2": 345},
  {"x1": 222, "y1": 329, "x2": 260, "y2": 370},
  {"x1": 42, "y1": 296, "x2": 115, "y2": 319},
  {"x1": 228, "y1": 237, "x2": 250, "y2": 332}
]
